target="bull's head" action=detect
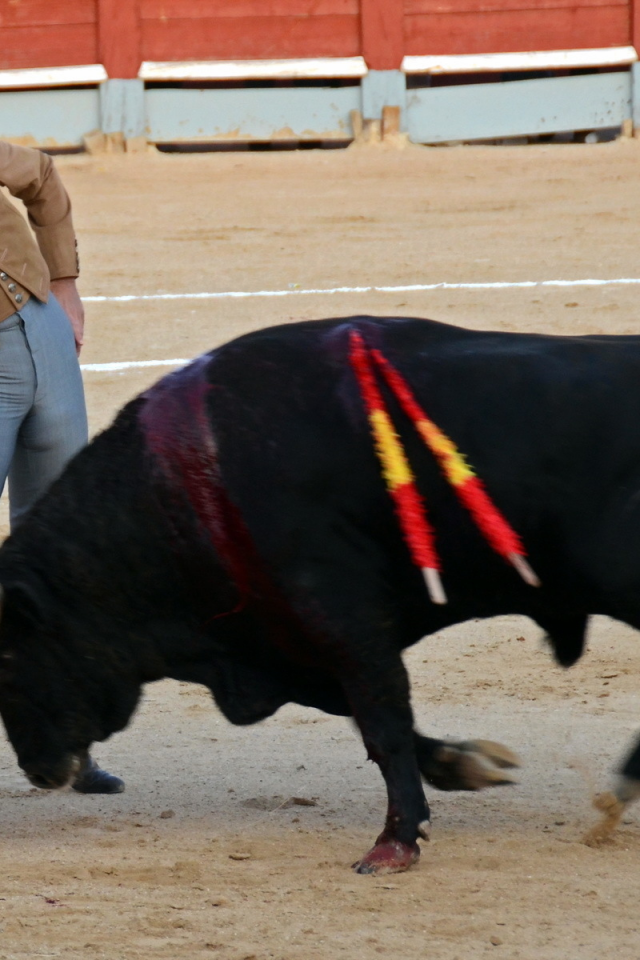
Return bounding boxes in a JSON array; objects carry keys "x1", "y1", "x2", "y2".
[{"x1": 0, "y1": 582, "x2": 86, "y2": 789}]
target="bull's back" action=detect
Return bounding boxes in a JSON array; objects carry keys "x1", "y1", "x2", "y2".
[
  {"x1": 199, "y1": 316, "x2": 640, "y2": 625},
  {"x1": 204, "y1": 314, "x2": 640, "y2": 515}
]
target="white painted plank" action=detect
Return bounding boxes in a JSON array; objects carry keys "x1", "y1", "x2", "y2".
[
  {"x1": 403, "y1": 46, "x2": 637, "y2": 75},
  {"x1": 0, "y1": 65, "x2": 107, "y2": 90},
  {"x1": 139, "y1": 57, "x2": 368, "y2": 81}
]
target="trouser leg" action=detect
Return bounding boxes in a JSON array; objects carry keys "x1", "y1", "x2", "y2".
[
  {"x1": 9, "y1": 294, "x2": 88, "y2": 528},
  {"x1": 0, "y1": 312, "x2": 38, "y2": 502}
]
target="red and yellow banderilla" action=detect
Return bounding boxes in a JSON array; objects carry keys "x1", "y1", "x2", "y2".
[{"x1": 348, "y1": 330, "x2": 540, "y2": 605}]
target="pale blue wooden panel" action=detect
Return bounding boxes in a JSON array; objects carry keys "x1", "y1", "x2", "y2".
[
  {"x1": 633, "y1": 63, "x2": 640, "y2": 129},
  {"x1": 145, "y1": 86, "x2": 360, "y2": 142},
  {"x1": 406, "y1": 72, "x2": 632, "y2": 144},
  {"x1": 0, "y1": 88, "x2": 101, "y2": 147},
  {"x1": 100, "y1": 79, "x2": 145, "y2": 138}
]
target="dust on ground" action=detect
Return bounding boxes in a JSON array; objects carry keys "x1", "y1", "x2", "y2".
[{"x1": 2, "y1": 140, "x2": 640, "y2": 960}]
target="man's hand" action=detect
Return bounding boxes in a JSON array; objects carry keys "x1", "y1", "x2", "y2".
[{"x1": 50, "y1": 277, "x2": 84, "y2": 355}]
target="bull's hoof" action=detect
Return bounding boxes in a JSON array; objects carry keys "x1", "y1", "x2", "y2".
[
  {"x1": 583, "y1": 791, "x2": 625, "y2": 847},
  {"x1": 424, "y1": 739, "x2": 519, "y2": 792},
  {"x1": 352, "y1": 840, "x2": 420, "y2": 875},
  {"x1": 72, "y1": 756, "x2": 125, "y2": 795}
]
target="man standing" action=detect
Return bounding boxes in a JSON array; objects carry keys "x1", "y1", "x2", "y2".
[{"x1": 0, "y1": 141, "x2": 123, "y2": 794}]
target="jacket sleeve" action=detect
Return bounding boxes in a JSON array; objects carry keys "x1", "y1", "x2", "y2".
[{"x1": 0, "y1": 141, "x2": 79, "y2": 280}]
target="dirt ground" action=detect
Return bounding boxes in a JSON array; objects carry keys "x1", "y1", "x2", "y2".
[{"x1": 1, "y1": 140, "x2": 640, "y2": 960}]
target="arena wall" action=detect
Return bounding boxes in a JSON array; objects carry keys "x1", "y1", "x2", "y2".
[{"x1": 0, "y1": 0, "x2": 639, "y2": 146}]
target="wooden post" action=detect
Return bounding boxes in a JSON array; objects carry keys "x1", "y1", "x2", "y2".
[
  {"x1": 98, "y1": 0, "x2": 141, "y2": 79},
  {"x1": 360, "y1": 0, "x2": 404, "y2": 71},
  {"x1": 631, "y1": 0, "x2": 640, "y2": 135},
  {"x1": 382, "y1": 105, "x2": 401, "y2": 139},
  {"x1": 632, "y1": 0, "x2": 640, "y2": 52}
]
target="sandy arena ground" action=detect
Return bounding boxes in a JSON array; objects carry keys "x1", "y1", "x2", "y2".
[{"x1": 1, "y1": 140, "x2": 640, "y2": 959}]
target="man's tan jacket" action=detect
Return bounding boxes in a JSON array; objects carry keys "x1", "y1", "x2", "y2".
[{"x1": 0, "y1": 141, "x2": 79, "y2": 323}]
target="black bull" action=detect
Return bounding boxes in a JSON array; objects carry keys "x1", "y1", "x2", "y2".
[{"x1": 0, "y1": 315, "x2": 638, "y2": 873}]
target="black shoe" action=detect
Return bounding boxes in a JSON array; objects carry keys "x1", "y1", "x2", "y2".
[{"x1": 72, "y1": 755, "x2": 125, "y2": 795}]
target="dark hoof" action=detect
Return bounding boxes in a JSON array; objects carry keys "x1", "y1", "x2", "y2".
[
  {"x1": 427, "y1": 739, "x2": 519, "y2": 792},
  {"x1": 352, "y1": 840, "x2": 420, "y2": 875},
  {"x1": 72, "y1": 757, "x2": 125, "y2": 795}
]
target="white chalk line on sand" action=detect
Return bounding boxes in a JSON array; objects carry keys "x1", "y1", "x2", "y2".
[
  {"x1": 83, "y1": 276, "x2": 640, "y2": 304},
  {"x1": 81, "y1": 358, "x2": 191, "y2": 372},
  {"x1": 80, "y1": 276, "x2": 640, "y2": 372}
]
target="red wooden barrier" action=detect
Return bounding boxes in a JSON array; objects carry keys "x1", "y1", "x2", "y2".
[
  {"x1": 138, "y1": 0, "x2": 360, "y2": 62},
  {"x1": 98, "y1": 0, "x2": 140, "y2": 79},
  {"x1": 404, "y1": 0, "x2": 631, "y2": 56},
  {"x1": 632, "y1": 0, "x2": 640, "y2": 48},
  {"x1": 0, "y1": 0, "x2": 636, "y2": 75},
  {"x1": 361, "y1": 0, "x2": 404, "y2": 69},
  {"x1": 0, "y1": 0, "x2": 97, "y2": 70}
]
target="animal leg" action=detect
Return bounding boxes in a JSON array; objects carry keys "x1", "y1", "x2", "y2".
[
  {"x1": 342, "y1": 656, "x2": 430, "y2": 875},
  {"x1": 585, "y1": 736, "x2": 640, "y2": 846},
  {"x1": 414, "y1": 734, "x2": 519, "y2": 791}
]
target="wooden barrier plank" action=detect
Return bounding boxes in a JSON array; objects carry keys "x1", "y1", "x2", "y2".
[
  {"x1": 405, "y1": 0, "x2": 626, "y2": 11},
  {"x1": 145, "y1": 85, "x2": 360, "y2": 141},
  {"x1": 405, "y1": 8, "x2": 630, "y2": 54},
  {"x1": 0, "y1": 0, "x2": 96, "y2": 27},
  {"x1": 0, "y1": 88, "x2": 101, "y2": 146},
  {"x1": 141, "y1": 16, "x2": 360, "y2": 61},
  {"x1": 98, "y1": 0, "x2": 141, "y2": 78},
  {"x1": 406, "y1": 71, "x2": 631, "y2": 141},
  {"x1": 0, "y1": 65, "x2": 107, "y2": 89},
  {"x1": 140, "y1": 0, "x2": 357, "y2": 16},
  {"x1": 360, "y1": 0, "x2": 404, "y2": 69},
  {"x1": 0, "y1": 25, "x2": 97, "y2": 70},
  {"x1": 140, "y1": 58, "x2": 367, "y2": 80},
  {"x1": 404, "y1": 46, "x2": 637, "y2": 72}
]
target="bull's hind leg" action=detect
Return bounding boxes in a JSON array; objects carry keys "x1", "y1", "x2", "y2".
[
  {"x1": 414, "y1": 734, "x2": 519, "y2": 791},
  {"x1": 585, "y1": 736, "x2": 640, "y2": 845},
  {"x1": 288, "y1": 688, "x2": 519, "y2": 792}
]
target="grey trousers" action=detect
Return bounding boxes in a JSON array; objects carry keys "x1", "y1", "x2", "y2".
[{"x1": 0, "y1": 294, "x2": 87, "y2": 529}]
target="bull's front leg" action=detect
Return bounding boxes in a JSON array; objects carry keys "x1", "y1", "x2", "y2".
[
  {"x1": 585, "y1": 736, "x2": 640, "y2": 845},
  {"x1": 280, "y1": 547, "x2": 429, "y2": 874},
  {"x1": 342, "y1": 656, "x2": 430, "y2": 875}
]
